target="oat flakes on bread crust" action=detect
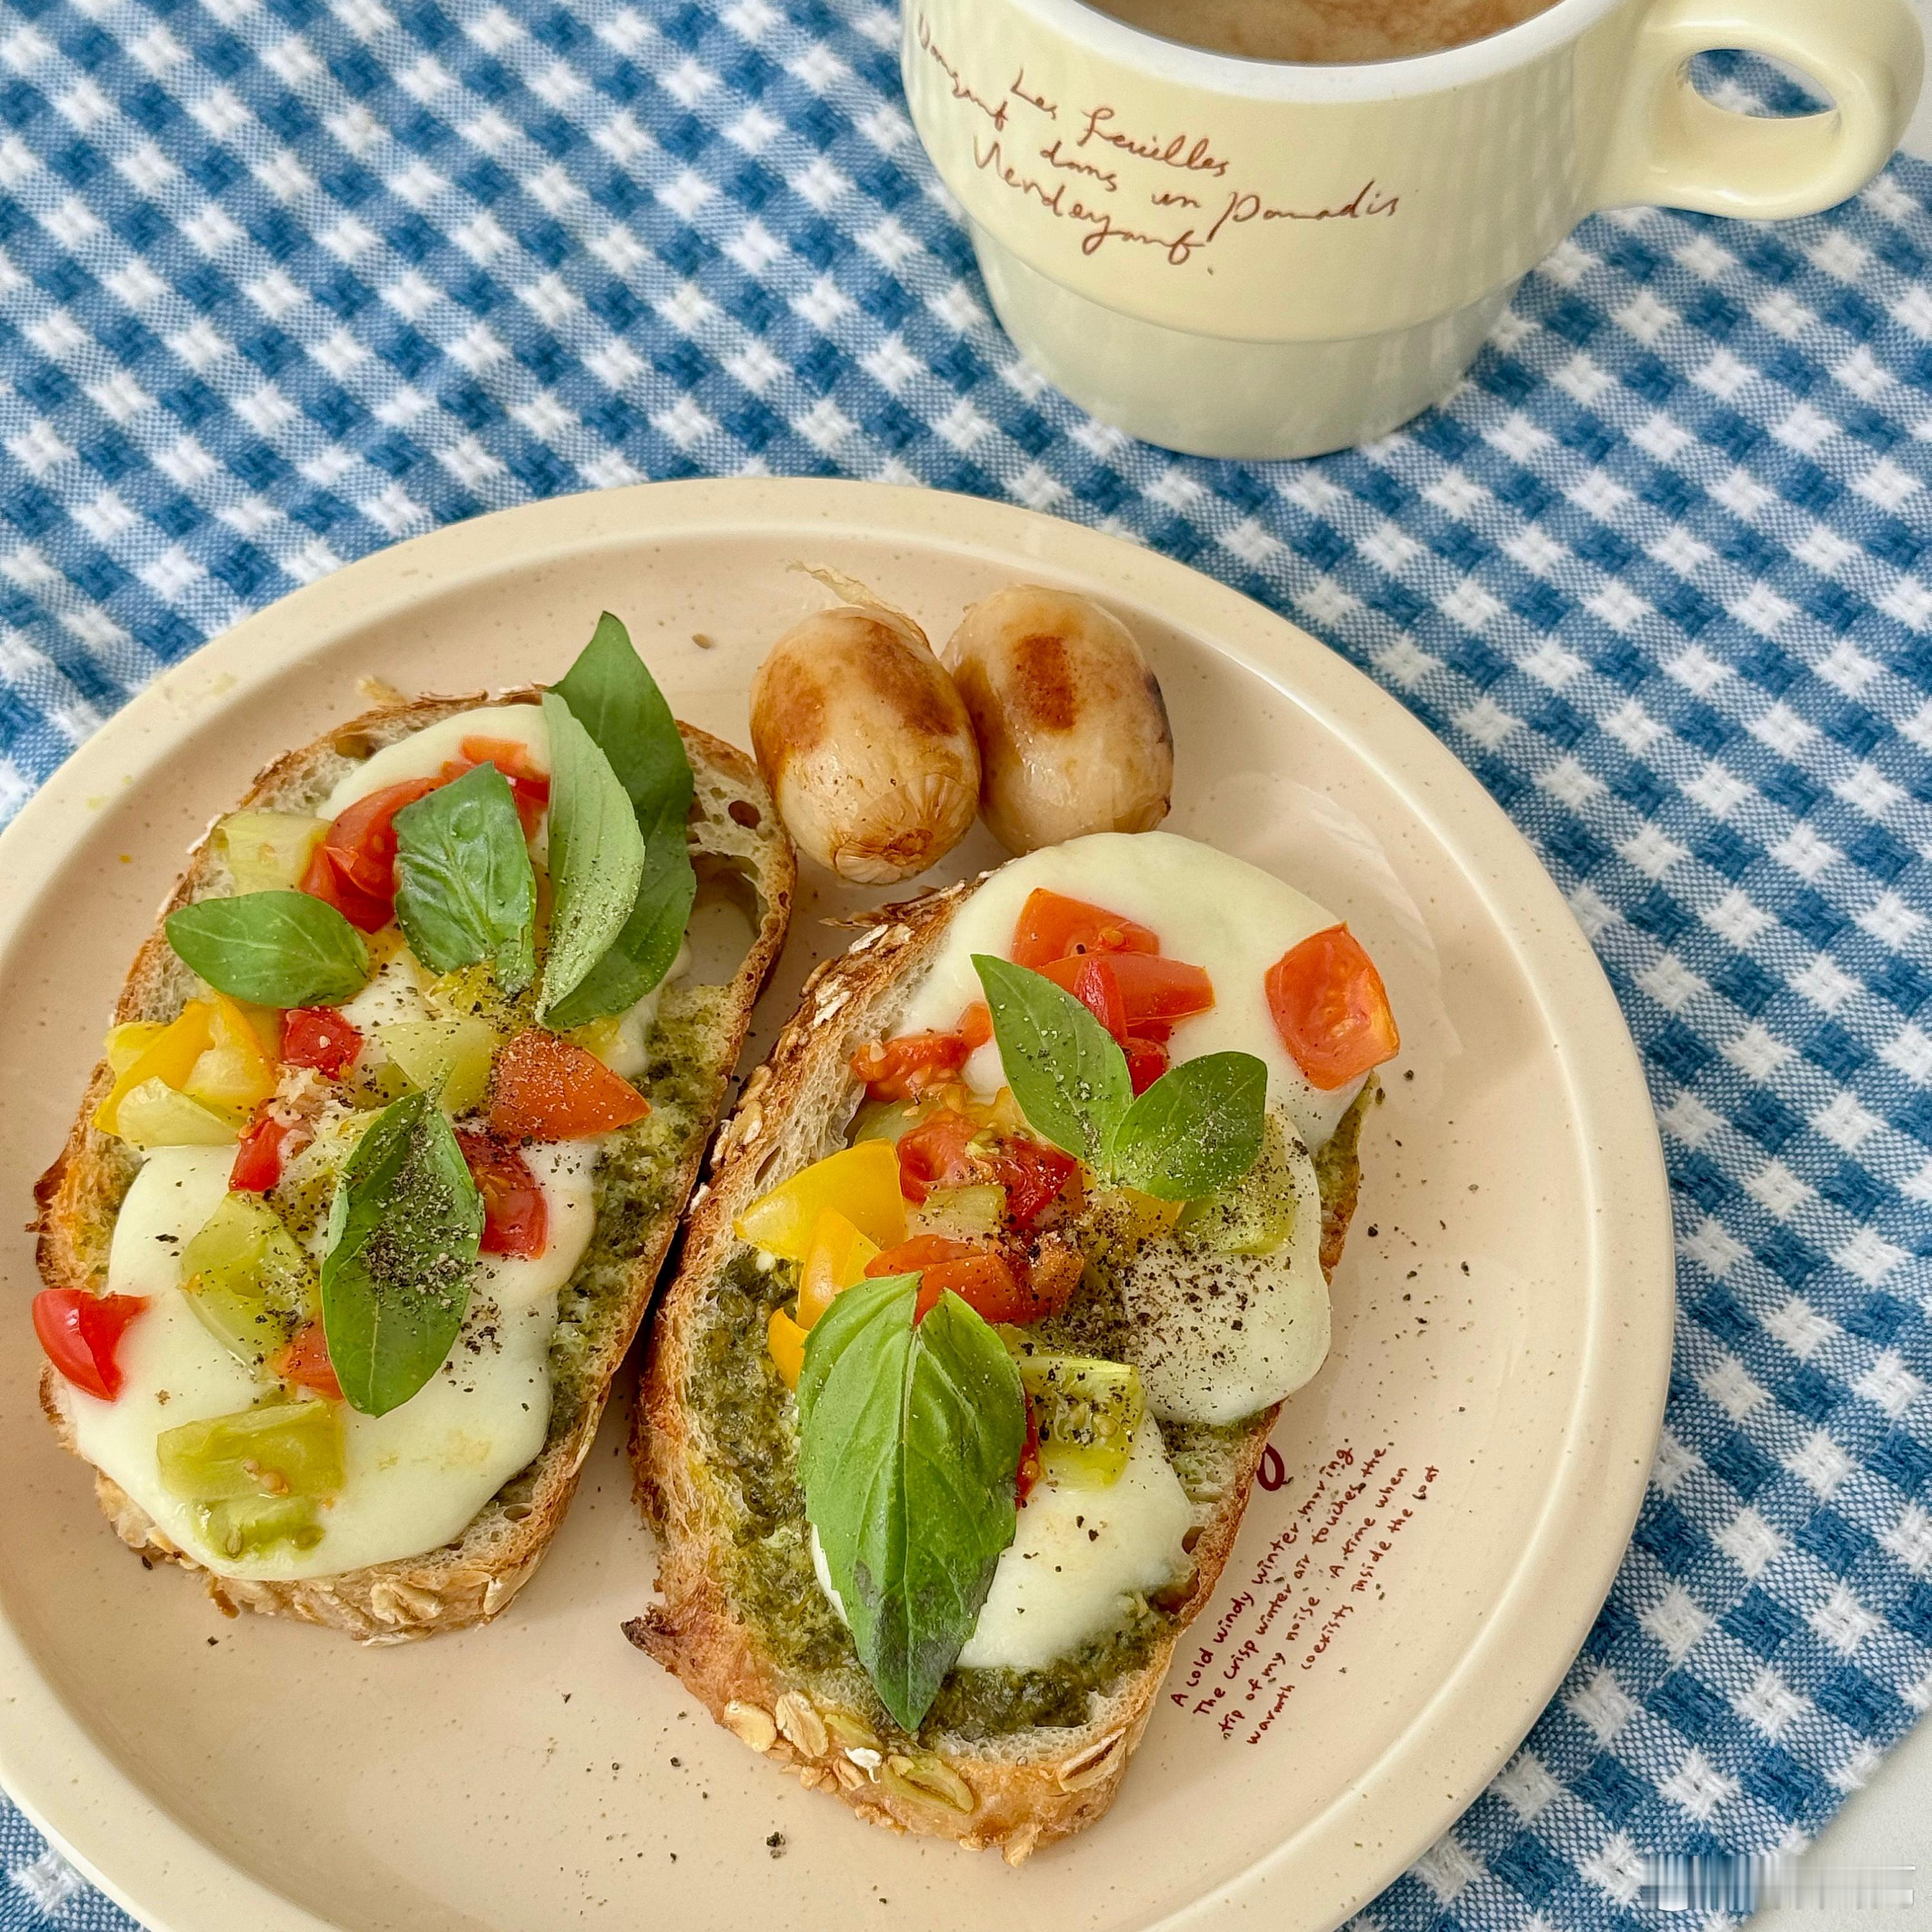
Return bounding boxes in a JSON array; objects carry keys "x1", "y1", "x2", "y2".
[
  {"x1": 34, "y1": 686, "x2": 795, "y2": 1643},
  {"x1": 629, "y1": 881, "x2": 1368, "y2": 1859}
]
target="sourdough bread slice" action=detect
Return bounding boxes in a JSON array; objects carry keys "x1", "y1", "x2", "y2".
[
  {"x1": 630, "y1": 880, "x2": 1368, "y2": 1860},
  {"x1": 34, "y1": 685, "x2": 794, "y2": 1642}
]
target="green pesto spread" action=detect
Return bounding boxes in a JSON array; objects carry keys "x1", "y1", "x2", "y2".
[
  {"x1": 683, "y1": 1084, "x2": 1373, "y2": 1747},
  {"x1": 544, "y1": 985, "x2": 729, "y2": 1444},
  {"x1": 688, "y1": 1249, "x2": 1204, "y2": 1743}
]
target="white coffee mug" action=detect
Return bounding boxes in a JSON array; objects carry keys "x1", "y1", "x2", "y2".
[{"x1": 901, "y1": 0, "x2": 1923, "y2": 458}]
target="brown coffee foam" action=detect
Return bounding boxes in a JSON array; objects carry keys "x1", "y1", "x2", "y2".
[{"x1": 1085, "y1": 0, "x2": 1553, "y2": 64}]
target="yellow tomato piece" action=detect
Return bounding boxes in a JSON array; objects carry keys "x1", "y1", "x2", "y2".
[
  {"x1": 104, "y1": 1021, "x2": 164, "y2": 1075},
  {"x1": 182, "y1": 993, "x2": 279, "y2": 1119},
  {"x1": 364, "y1": 925, "x2": 410, "y2": 972},
  {"x1": 1119, "y1": 1189, "x2": 1184, "y2": 1240},
  {"x1": 565, "y1": 1014, "x2": 624, "y2": 1066},
  {"x1": 767, "y1": 1306, "x2": 807, "y2": 1390},
  {"x1": 424, "y1": 961, "x2": 530, "y2": 1039},
  {"x1": 797, "y1": 1208, "x2": 882, "y2": 1329},
  {"x1": 236, "y1": 1001, "x2": 283, "y2": 1059},
  {"x1": 115, "y1": 1079, "x2": 242, "y2": 1149},
  {"x1": 95, "y1": 1001, "x2": 213, "y2": 1135},
  {"x1": 733, "y1": 1141, "x2": 907, "y2": 1262}
]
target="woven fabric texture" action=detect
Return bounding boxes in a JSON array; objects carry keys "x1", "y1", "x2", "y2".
[{"x1": 0, "y1": 0, "x2": 1928, "y2": 1926}]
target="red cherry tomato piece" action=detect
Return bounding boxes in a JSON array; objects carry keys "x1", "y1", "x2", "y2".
[
  {"x1": 849, "y1": 1032, "x2": 971, "y2": 1103},
  {"x1": 299, "y1": 850, "x2": 390, "y2": 932},
  {"x1": 460, "y1": 737, "x2": 550, "y2": 795},
  {"x1": 866, "y1": 1233, "x2": 977, "y2": 1317},
  {"x1": 488, "y1": 1029, "x2": 650, "y2": 1141},
  {"x1": 1070, "y1": 954, "x2": 1129, "y2": 1043},
  {"x1": 867, "y1": 1234, "x2": 980, "y2": 1276},
  {"x1": 1124, "y1": 1037, "x2": 1169, "y2": 1095},
  {"x1": 894, "y1": 1111, "x2": 983, "y2": 1204},
  {"x1": 457, "y1": 1129, "x2": 550, "y2": 1258},
  {"x1": 272, "y1": 1321, "x2": 344, "y2": 1402},
  {"x1": 1016, "y1": 1398, "x2": 1041, "y2": 1506},
  {"x1": 1041, "y1": 952, "x2": 1213, "y2": 1027},
  {"x1": 1265, "y1": 925, "x2": 1400, "y2": 1090},
  {"x1": 33, "y1": 1289, "x2": 148, "y2": 1401},
  {"x1": 866, "y1": 1236, "x2": 1036, "y2": 1324},
  {"x1": 441, "y1": 739, "x2": 551, "y2": 839},
  {"x1": 958, "y1": 1001, "x2": 993, "y2": 1051},
  {"x1": 281, "y1": 1007, "x2": 363, "y2": 1077},
  {"x1": 300, "y1": 778, "x2": 440, "y2": 932},
  {"x1": 230, "y1": 1107, "x2": 293, "y2": 1192},
  {"x1": 991, "y1": 1138, "x2": 1079, "y2": 1230},
  {"x1": 1010, "y1": 890, "x2": 1160, "y2": 971},
  {"x1": 302, "y1": 741, "x2": 551, "y2": 932}
]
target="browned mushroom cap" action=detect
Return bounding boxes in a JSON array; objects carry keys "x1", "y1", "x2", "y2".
[
  {"x1": 943, "y1": 587, "x2": 1172, "y2": 857},
  {"x1": 750, "y1": 605, "x2": 980, "y2": 884}
]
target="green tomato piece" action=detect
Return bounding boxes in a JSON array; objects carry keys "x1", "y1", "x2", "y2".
[
  {"x1": 113, "y1": 1079, "x2": 241, "y2": 1149},
  {"x1": 1177, "y1": 1113, "x2": 1300, "y2": 1256},
  {"x1": 1007, "y1": 1342, "x2": 1144, "y2": 1488},
  {"x1": 216, "y1": 811, "x2": 327, "y2": 894},
  {"x1": 157, "y1": 1399, "x2": 345, "y2": 1503},
  {"x1": 180, "y1": 1193, "x2": 317, "y2": 1369},
  {"x1": 268, "y1": 1112, "x2": 370, "y2": 1253},
  {"x1": 909, "y1": 1183, "x2": 1007, "y2": 1240},
  {"x1": 849, "y1": 1097, "x2": 920, "y2": 1145},
  {"x1": 377, "y1": 1016, "x2": 497, "y2": 1116},
  {"x1": 193, "y1": 1494, "x2": 325, "y2": 1560}
]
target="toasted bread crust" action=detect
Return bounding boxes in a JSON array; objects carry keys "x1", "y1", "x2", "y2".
[
  {"x1": 33, "y1": 687, "x2": 795, "y2": 1642},
  {"x1": 630, "y1": 880, "x2": 1370, "y2": 1859}
]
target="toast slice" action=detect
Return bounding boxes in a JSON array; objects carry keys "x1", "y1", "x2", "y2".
[
  {"x1": 34, "y1": 685, "x2": 793, "y2": 1642},
  {"x1": 629, "y1": 880, "x2": 1368, "y2": 1860}
]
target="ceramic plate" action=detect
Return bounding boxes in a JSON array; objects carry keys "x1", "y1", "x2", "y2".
[{"x1": 0, "y1": 479, "x2": 1671, "y2": 1932}]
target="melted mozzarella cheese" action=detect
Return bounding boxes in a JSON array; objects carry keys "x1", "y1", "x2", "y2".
[
  {"x1": 893, "y1": 831, "x2": 1364, "y2": 1153},
  {"x1": 321, "y1": 704, "x2": 549, "y2": 819},
  {"x1": 809, "y1": 1419, "x2": 1193, "y2": 1674},
  {"x1": 956, "y1": 1419, "x2": 1192, "y2": 1669},
  {"x1": 1120, "y1": 1109, "x2": 1331, "y2": 1427},
  {"x1": 61, "y1": 1137, "x2": 598, "y2": 1581}
]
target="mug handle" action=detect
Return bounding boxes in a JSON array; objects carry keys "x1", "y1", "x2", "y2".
[{"x1": 1594, "y1": 0, "x2": 1924, "y2": 217}]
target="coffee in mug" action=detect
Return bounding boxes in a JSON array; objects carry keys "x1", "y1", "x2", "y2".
[{"x1": 1082, "y1": 0, "x2": 1557, "y2": 63}]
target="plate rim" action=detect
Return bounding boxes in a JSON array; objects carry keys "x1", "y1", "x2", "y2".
[{"x1": 0, "y1": 476, "x2": 1672, "y2": 1932}]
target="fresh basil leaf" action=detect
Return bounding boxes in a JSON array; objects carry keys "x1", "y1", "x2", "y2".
[
  {"x1": 792, "y1": 1269, "x2": 916, "y2": 1437},
  {"x1": 319, "y1": 1089, "x2": 483, "y2": 1417},
  {"x1": 553, "y1": 612, "x2": 692, "y2": 822},
  {"x1": 165, "y1": 890, "x2": 369, "y2": 1007},
  {"x1": 540, "y1": 795, "x2": 696, "y2": 1030},
  {"x1": 544, "y1": 615, "x2": 698, "y2": 1025},
  {"x1": 797, "y1": 1274, "x2": 1025, "y2": 1733},
  {"x1": 1108, "y1": 1051, "x2": 1269, "y2": 1201},
  {"x1": 972, "y1": 957, "x2": 1267, "y2": 1202},
  {"x1": 392, "y1": 762, "x2": 537, "y2": 994},
  {"x1": 972, "y1": 954, "x2": 1131, "y2": 1167},
  {"x1": 536, "y1": 690, "x2": 645, "y2": 1023}
]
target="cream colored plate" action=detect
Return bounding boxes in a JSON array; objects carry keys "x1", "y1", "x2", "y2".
[{"x1": 0, "y1": 480, "x2": 1670, "y2": 1932}]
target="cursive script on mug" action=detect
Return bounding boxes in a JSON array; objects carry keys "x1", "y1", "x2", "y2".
[{"x1": 921, "y1": 11, "x2": 1404, "y2": 273}]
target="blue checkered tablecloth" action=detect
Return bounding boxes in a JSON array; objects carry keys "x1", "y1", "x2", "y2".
[{"x1": 1, "y1": 0, "x2": 1928, "y2": 1925}]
